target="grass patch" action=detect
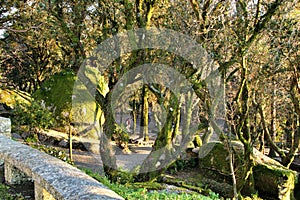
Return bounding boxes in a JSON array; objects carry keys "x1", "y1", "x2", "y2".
[{"x1": 82, "y1": 168, "x2": 221, "y2": 200}]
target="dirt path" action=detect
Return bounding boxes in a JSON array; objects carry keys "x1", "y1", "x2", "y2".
[
  {"x1": 40, "y1": 129, "x2": 156, "y2": 173},
  {"x1": 69, "y1": 139, "x2": 153, "y2": 175}
]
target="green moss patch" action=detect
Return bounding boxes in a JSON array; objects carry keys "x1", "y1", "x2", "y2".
[
  {"x1": 198, "y1": 141, "x2": 297, "y2": 199},
  {"x1": 253, "y1": 163, "x2": 297, "y2": 199},
  {"x1": 33, "y1": 70, "x2": 76, "y2": 125}
]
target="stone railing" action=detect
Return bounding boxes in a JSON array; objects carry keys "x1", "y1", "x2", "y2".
[
  {"x1": 0, "y1": 117, "x2": 123, "y2": 200},
  {"x1": 0, "y1": 116, "x2": 11, "y2": 138}
]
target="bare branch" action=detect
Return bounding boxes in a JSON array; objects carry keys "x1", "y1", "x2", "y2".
[{"x1": 0, "y1": 24, "x2": 42, "y2": 33}]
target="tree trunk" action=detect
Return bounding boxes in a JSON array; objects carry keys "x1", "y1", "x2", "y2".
[
  {"x1": 140, "y1": 85, "x2": 149, "y2": 141},
  {"x1": 137, "y1": 96, "x2": 180, "y2": 181},
  {"x1": 235, "y1": 56, "x2": 255, "y2": 194},
  {"x1": 132, "y1": 100, "x2": 137, "y2": 135},
  {"x1": 100, "y1": 93, "x2": 118, "y2": 178},
  {"x1": 259, "y1": 129, "x2": 265, "y2": 153},
  {"x1": 269, "y1": 78, "x2": 277, "y2": 157},
  {"x1": 172, "y1": 100, "x2": 181, "y2": 143}
]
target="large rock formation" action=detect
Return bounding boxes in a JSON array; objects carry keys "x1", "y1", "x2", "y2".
[
  {"x1": 33, "y1": 70, "x2": 77, "y2": 124},
  {"x1": 197, "y1": 141, "x2": 297, "y2": 199}
]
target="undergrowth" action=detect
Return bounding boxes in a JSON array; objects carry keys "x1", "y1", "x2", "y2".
[
  {"x1": 82, "y1": 168, "x2": 221, "y2": 200},
  {"x1": 0, "y1": 184, "x2": 24, "y2": 200}
]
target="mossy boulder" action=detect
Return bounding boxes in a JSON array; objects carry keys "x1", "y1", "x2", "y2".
[
  {"x1": 197, "y1": 141, "x2": 297, "y2": 199},
  {"x1": 0, "y1": 88, "x2": 31, "y2": 108},
  {"x1": 33, "y1": 68, "x2": 109, "y2": 153},
  {"x1": 33, "y1": 70, "x2": 76, "y2": 125},
  {"x1": 253, "y1": 163, "x2": 296, "y2": 199},
  {"x1": 197, "y1": 141, "x2": 244, "y2": 197},
  {"x1": 198, "y1": 141, "x2": 244, "y2": 175}
]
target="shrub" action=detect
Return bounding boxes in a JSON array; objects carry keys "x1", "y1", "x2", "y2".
[
  {"x1": 112, "y1": 124, "x2": 130, "y2": 149},
  {"x1": 12, "y1": 100, "x2": 55, "y2": 133}
]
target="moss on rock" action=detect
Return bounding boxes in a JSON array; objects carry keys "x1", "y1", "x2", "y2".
[
  {"x1": 33, "y1": 70, "x2": 76, "y2": 125},
  {"x1": 198, "y1": 141, "x2": 244, "y2": 177},
  {"x1": 197, "y1": 141, "x2": 297, "y2": 199},
  {"x1": 253, "y1": 163, "x2": 297, "y2": 200},
  {"x1": 0, "y1": 88, "x2": 31, "y2": 108}
]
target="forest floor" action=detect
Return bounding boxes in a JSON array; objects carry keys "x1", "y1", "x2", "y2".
[
  {"x1": 38, "y1": 129, "x2": 157, "y2": 174},
  {"x1": 70, "y1": 139, "x2": 154, "y2": 175}
]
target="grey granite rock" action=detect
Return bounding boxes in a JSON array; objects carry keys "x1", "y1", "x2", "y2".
[{"x1": 0, "y1": 117, "x2": 11, "y2": 138}]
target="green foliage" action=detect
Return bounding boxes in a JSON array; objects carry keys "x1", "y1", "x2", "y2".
[
  {"x1": 24, "y1": 133, "x2": 39, "y2": 143},
  {"x1": 82, "y1": 169, "x2": 219, "y2": 200},
  {"x1": 0, "y1": 184, "x2": 24, "y2": 200},
  {"x1": 12, "y1": 100, "x2": 55, "y2": 132},
  {"x1": 112, "y1": 124, "x2": 130, "y2": 149},
  {"x1": 167, "y1": 158, "x2": 198, "y2": 175},
  {"x1": 0, "y1": 184, "x2": 14, "y2": 200},
  {"x1": 30, "y1": 143, "x2": 73, "y2": 165},
  {"x1": 109, "y1": 170, "x2": 135, "y2": 185}
]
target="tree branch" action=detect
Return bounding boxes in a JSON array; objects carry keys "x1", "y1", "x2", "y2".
[
  {"x1": 0, "y1": 24, "x2": 42, "y2": 33},
  {"x1": 244, "y1": 0, "x2": 284, "y2": 54},
  {"x1": 257, "y1": 103, "x2": 286, "y2": 159}
]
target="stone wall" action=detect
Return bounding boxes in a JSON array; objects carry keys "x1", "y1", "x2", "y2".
[
  {"x1": 0, "y1": 117, "x2": 123, "y2": 200},
  {"x1": 0, "y1": 116, "x2": 11, "y2": 138},
  {"x1": 0, "y1": 117, "x2": 10, "y2": 166}
]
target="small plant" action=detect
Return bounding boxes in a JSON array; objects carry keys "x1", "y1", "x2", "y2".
[
  {"x1": 0, "y1": 184, "x2": 13, "y2": 200},
  {"x1": 208, "y1": 191, "x2": 220, "y2": 200},
  {"x1": 111, "y1": 170, "x2": 135, "y2": 185},
  {"x1": 112, "y1": 124, "x2": 130, "y2": 150},
  {"x1": 167, "y1": 158, "x2": 198, "y2": 174},
  {"x1": 24, "y1": 133, "x2": 39, "y2": 143}
]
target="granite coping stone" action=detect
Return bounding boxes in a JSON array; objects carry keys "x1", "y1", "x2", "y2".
[
  {"x1": 0, "y1": 117, "x2": 11, "y2": 138},
  {"x1": 0, "y1": 135, "x2": 123, "y2": 200}
]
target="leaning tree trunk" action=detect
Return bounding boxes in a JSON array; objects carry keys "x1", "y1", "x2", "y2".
[
  {"x1": 100, "y1": 93, "x2": 118, "y2": 179},
  {"x1": 172, "y1": 100, "x2": 181, "y2": 141},
  {"x1": 136, "y1": 89, "x2": 197, "y2": 181}
]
